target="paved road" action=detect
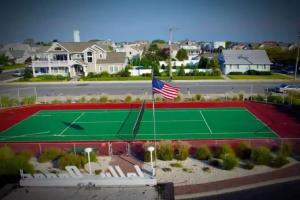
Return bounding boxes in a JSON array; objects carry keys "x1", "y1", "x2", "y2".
[
  {"x1": 0, "y1": 82, "x2": 298, "y2": 98},
  {"x1": 194, "y1": 179, "x2": 300, "y2": 200}
]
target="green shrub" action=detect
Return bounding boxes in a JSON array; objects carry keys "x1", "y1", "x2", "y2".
[
  {"x1": 21, "y1": 96, "x2": 36, "y2": 105},
  {"x1": 222, "y1": 154, "x2": 239, "y2": 170},
  {"x1": 182, "y1": 168, "x2": 193, "y2": 173},
  {"x1": 38, "y1": 148, "x2": 61, "y2": 163},
  {"x1": 0, "y1": 146, "x2": 35, "y2": 175},
  {"x1": 252, "y1": 146, "x2": 273, "y2": 165},
  {"x1": 95, "y1": 169, "x2": 102, "y2": 175},
  {"x1": 144, "y1": 150, "x2": 156, "y2": 162},
  {"x1": 238, "y1": 92, "x2": 244, "y2": 100},
  {"x1": 174, "y1": 143, "x2": 189, "y2": 161},
  {"x1": 157, "y1": 141, "x2": 174, "y2": 161},
  {"x1": 0, "y1": 96, "x2": 18, "y2": 107},
  {"x1": 208, "y1": 158, "x2": 222, "y2": 168},
  {"x1": 278, "y1": 143, "x2": 292, "y2": 157},
  {"x1": 0, "y1": 145, "x2": 15, "y2": 160},
  {"x1": 135, "y1": 97, "x2": 141, "y2": 102},
  {"x1": 196, "y1": 145, "x2": 212, "y2": 160},
  {"x1": 89, "y1": 97, "x2": 98, "y2": 103},
  {"x1": 51, "y1": 99, "x2": 62, "y2": 104},
  {"x1": 235, "y1": 142, "x2": 252, "y2": 159},
  {"x1": 270, "y1": 154, "x2": 289, "y2": 168},
  {"x1": 124, "y1": 95, "x2": 132, "y2": 102},
  {"x1": 194, "y1": 94, "x2": 202, "y2": 101},
  {"x1": 79, "y1": 96, "x2": 86, "y2": 103},
  {"x1": 58, "y1": 153, "x2": 87, "y2": 170},
  {"x1": 17, "y1": 150, "x2": 33, "y2": 161},
  {"x1": 241, "y1": 161, "x2": 255, "y2": 170},
  {"x1": 99, "y1": 96, "x2": 108, "y2": 103},
  {"x1": 215, "y1": 144, "x2": 234, "y2": 159},
  {"x1": 174, "y1": 95, "x2": 181, "y2": 102},
  {"x1": 170, "y1": 162, "x2": 183, "y2": 168},
  {"x1": 66, "y1": 98, "x2": 72, "y2": 103},
  {"x1": 83, "y1": 151, "x2": 97, "y2": 162},
  {"x1": 229, "y1": 72, "x2": 243, "y2": 75}
]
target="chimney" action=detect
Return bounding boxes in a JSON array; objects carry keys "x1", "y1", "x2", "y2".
[{"x1": 73, "y1": 30, "x2": 80, "y2": 42}]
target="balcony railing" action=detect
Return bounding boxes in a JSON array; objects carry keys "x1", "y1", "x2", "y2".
[{"x1": 32, "y1": 60, "x2": 76, "y2": 67}]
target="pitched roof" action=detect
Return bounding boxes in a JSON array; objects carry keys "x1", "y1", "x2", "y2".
[
  {"x1": 222, "y1": 50, "x2": 272, "y2": 65},
  {"x1": 55, "y1": 42, "x2": 110, "y2": 52},
  {"x1": 97, "y1": 52, "x2": 126, "y2": 64},
  {"x1": 9, "y1": 50, "x2": 25, "y2": 59}
]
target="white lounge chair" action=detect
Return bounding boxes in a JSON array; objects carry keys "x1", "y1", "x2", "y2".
[
  {"x1": 65, "y1": 166, "x2": 83, "y2": 178},
  {"x1": 134, "y1": 165, "x2": 144, "y2": 177},
  {"x1": 108, "y1": 166, "x2": 119, "y2": 177}
]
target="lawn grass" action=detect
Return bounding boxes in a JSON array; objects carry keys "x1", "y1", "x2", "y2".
[
  {"x1": 0, "y1": 64, "x2": 25, "y2": 70},
  {"x1": 81, "y1": 75, "x2": 223, "y2": 81},
  {"x1": 227, "y1": 73, "x2": 291, "y2": 80}
]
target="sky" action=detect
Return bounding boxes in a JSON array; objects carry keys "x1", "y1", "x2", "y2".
[{"x1": 0, "y1": 0, "x2": 299, "y2": 43}]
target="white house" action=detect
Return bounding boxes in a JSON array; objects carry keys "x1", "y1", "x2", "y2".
[
  {"x1": 31, "y1": 42, "x2": 127, "y2": 77},
  {"x1": 179, "y1": 40, "x2": 201, "y2": 60},
  {"x1": 220, "y1": 50, "x2": 272, "y2": 74},
  {"x1": 115, "y1": 44, "x2": 145, "y2": 60},
  {"x1": 213, "y1": 41, "x2": 226, "y2": 49}
]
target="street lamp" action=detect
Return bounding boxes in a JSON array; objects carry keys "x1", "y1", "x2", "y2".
[
  {"x1": 147, "y1": 146, "x2": 155, "y2": 176},
  {"x1": 84, "y1": 147, "x2": 93, "y2": 175}
]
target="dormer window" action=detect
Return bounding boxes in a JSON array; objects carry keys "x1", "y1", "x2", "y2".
[
  {"x1": 55, "y1": 47, "x2": 62, "y2": 51},
  {"x1": 87, "y1": 52, "x2": 92, "y2": 62}
]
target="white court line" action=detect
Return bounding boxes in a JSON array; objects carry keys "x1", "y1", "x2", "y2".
[
  {"x1": 245, "y1": 108, "x2": 280, "y2": 138},
  {"x1": 46, "y1": 131, "x2": 275, "y2": 137},
  {"x1": 76, "y1": 119, "x2": 205, "y2": 124},
  {"x1": 199, "y1": 111, "x2": 212, "y2": 134},
  {"x1": 56, "y1": 112, "x2": 85, "y2": 136},
  {"x1": 0, "y1": 131, "x2": 50, "y2": 140}
]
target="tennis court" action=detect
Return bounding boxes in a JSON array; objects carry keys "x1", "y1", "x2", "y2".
[{"x1": 0, "y1": 107, "x2": 278, "y2": 142}]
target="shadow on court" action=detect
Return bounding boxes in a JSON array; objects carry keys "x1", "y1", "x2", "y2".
[{"x1": 62, "y1": 122, "x2": 84, "y2": 130}]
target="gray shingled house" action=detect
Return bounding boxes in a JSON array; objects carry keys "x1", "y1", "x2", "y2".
[
  {"x1": 32, "y1": 42, "x2": 127, "y2": 77},
  {"x1": 219, "y1": 50, "x2": 272, "y2": 74}
]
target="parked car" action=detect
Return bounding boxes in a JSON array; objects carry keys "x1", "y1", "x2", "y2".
[
  {"x1": 268, "y1": 84, "x2": 300, "y2": 93},
  {"x1": 12, "y1": 70, "x2": 24, "y2": 77}
]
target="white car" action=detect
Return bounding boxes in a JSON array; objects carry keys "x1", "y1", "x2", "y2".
[
  {"x1": 12, "y1": 70, "x2": 24, "y2": 77},
  {"x1": 277, "y1": 84, "x2": 300, "y2": 93}
]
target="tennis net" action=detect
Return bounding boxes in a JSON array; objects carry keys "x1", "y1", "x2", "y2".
[{"x1": 132, "y1": 100, "x2": 145, "y2": 138}]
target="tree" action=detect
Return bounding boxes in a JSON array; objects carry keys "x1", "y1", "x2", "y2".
[
  {"x1": 0, "y1": 54, "x2": 9, "y2": 65},
  {"x1": 153, "y1": 65, "x2": 160, "y2": 76},
  {"x1": 198, "y1": 57, "x2": 208, "y2": 69},
  {"x1": 207, "y1": 59, "x2": 220, "y2": 69},
  {"x1": 152, "y1": 39, "x2": 166, "y2": 44},
  {"x1": 177, "y1": 66, "x2": 185, "y2": 76},
  {"x1": 176, "y1": 48, "x2": 188, "y2": 61}
]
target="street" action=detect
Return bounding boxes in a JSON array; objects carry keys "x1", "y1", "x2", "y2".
[{"x1": 0, "y1": 81, "x2": 298, "y2": 98}]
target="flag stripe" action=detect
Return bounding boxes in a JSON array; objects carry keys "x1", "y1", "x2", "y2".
[{"x1": 152, "y1": 77, "x2": 180, "y2": 100}]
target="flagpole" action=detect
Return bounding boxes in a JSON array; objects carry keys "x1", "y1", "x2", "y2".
[{"x1": 151, "y1": 66, "x2": 157, "y2": 176}]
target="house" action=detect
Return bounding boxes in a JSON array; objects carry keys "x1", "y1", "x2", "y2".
[
  {"x1": 219, "y1": 50, "x2": 272, "y2": 74},
  {"x1": 179, "y1": 40, "x2": 201, "y2": 60},
  {"x1": 0, "y1": 43, "x2": 38, "y2": 63},
  {"x1": 31, "y1": 42, "x2": 127, "y2": 77},
  {"x1": 115, "y1": 43, "x2": 145, "y2": 60},
  {"x1": 213, "y1": 41, "x2": 226, "y2": 49}
]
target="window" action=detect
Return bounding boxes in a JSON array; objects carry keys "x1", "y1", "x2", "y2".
[
  {"x1": 55, "y1": 47, "x2": 62, "y2": 51},
  {"x1": 114, "y1": 66, "x2": 118, "y2": 72},
  {"x1": 99, "y1": 66, "x2": 102, "y2": 72},
  {"x1": 87, "y1": 52, "x2": 92, "y2": 62},
  {"x1": 110, "y1": 66, "x2": 114, "y2": 73},
  {"x1": 99, "y1": 54, "x2": 102, "y2": 58}
]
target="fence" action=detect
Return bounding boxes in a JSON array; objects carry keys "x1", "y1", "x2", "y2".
[
  {"x1": 1, "y1": 84, "x2": 299, "y2": 108},
  {"x1": 1, "y1": 138, "x2": 300, "y2": 157}
]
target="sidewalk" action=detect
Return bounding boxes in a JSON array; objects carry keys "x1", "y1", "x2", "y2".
[{"x1": 175, "y1": 163, "x2": 300, "y2": 199}]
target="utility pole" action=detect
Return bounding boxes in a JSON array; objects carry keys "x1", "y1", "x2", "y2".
[
  {"x1": 168, "y1": 27, "x2": 180, "y2": 81},
  {"x1": 295, "y1": 32, "x2": 300, "y2": 81}
]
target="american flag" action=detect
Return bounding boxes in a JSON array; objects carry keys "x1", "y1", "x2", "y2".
[{"x1": 152, "y1": 77, "x2": 180, "y2": 100}]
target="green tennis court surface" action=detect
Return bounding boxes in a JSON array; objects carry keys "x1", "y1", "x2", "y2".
[{"x1": 0, "y1": 108, "x2": 278, "y2": 142}]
